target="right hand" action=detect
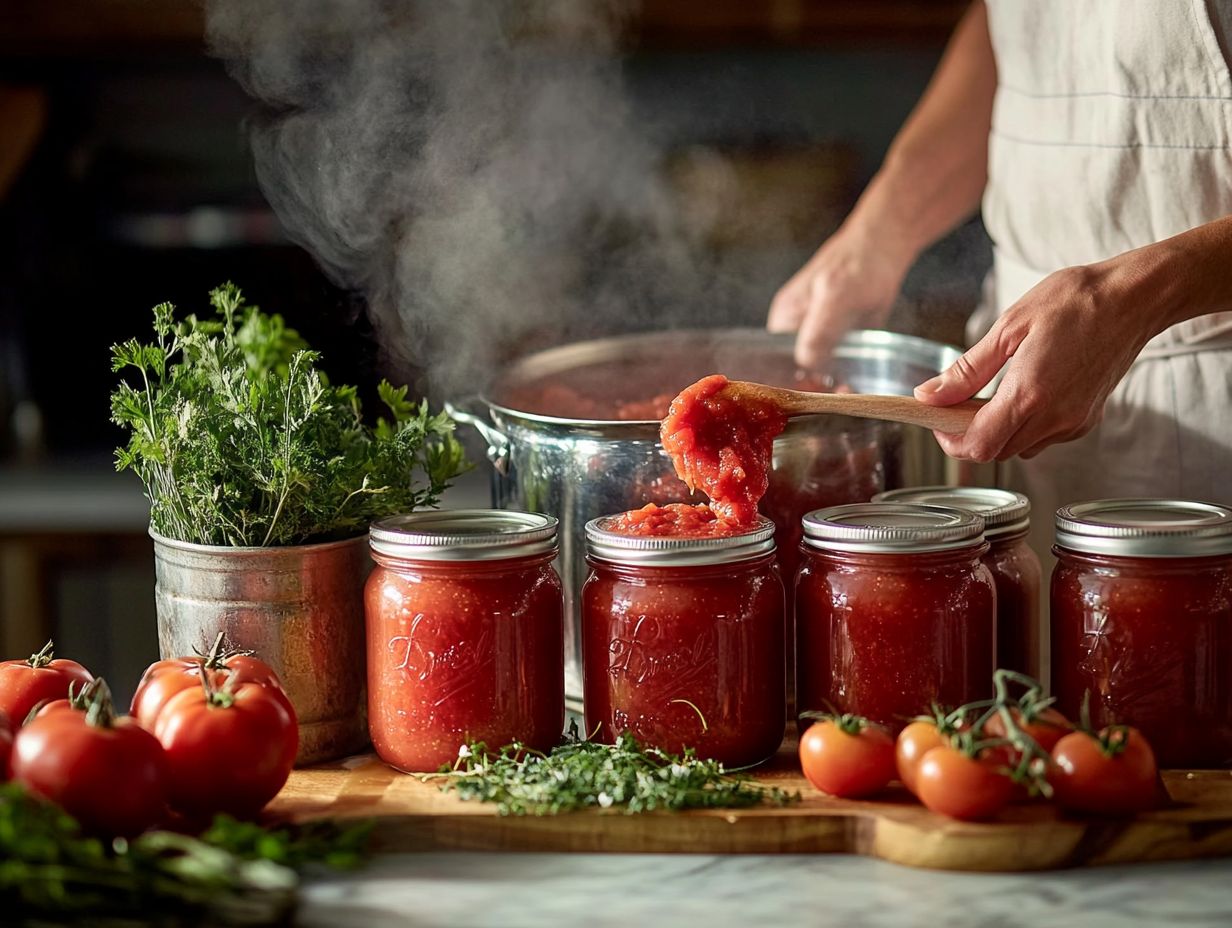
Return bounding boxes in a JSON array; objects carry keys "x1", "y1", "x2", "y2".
[{"x1": 768, "y1": 226, "x2": 911, "y2": 369}]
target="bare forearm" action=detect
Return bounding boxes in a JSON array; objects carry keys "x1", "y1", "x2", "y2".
[
  {"x1": 843, "y1": 1, "x2": 995, "y2": 266},
  {"x1": 1119, "y1": 215, "x2": 1232, "y2": 333}
]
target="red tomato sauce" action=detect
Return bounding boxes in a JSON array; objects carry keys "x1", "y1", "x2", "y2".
[
  {"x1": 605, "y1": 502, "x2": 740, "y2": 538},
  {"x1": 987, "y1": 534, "x2": 1042, "y2": 679},
  {"x1": 660, "y1": 374, "x2": 788, "y2": 528},
  {"x1": 364, "y1": 553, "x2": 565, "y2": 772},
  {"x1": 582, "y1": 555, "x2": 786, "y2": 767},
  {"x1": 1051, "y1": 551, "x2": 1232, "y2": 768},
  {"x1": 795, "y1": 546, "x2": 996, "y2": 730}
]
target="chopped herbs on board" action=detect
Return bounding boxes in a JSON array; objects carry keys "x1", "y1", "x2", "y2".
[
  {"x1": 0, "y1": 783, "x2": 371, "y2": 927},
  {"x1": 431, "y1": 726, "x2": 800, "y2": 816},
  {"x1": 110, "y1": 283, "x2": 468, "y2": 547}
]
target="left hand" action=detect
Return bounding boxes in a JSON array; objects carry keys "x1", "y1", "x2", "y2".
[{"x1": 913, "y1": 257, "x2": 1160, "y2": 462}]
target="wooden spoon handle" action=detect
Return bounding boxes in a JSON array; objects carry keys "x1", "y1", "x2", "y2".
[{"x1": 781, "y1": 393, "x2": 985, "y2": 433}]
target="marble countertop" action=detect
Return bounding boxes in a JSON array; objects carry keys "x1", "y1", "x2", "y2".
[{"x1": 297, "y1": 852, "x2": 1232, "y2": 928}]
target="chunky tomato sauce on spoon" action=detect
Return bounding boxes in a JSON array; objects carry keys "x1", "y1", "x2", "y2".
[{"x1": 658, "y1": 374, "x2": 788, "y2": 529}]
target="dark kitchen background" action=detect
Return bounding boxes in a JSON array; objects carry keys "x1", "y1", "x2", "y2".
[{"x1": 0, "y1": 0, "x2": 987, "y2": 701}]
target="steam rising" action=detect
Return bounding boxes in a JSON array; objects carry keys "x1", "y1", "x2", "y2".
[{"x1": 206, "y1": 0, "x2": 715, "y2": 396}]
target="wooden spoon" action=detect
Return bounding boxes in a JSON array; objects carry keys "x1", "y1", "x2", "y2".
[{"x1": 723, "y1": 381, "x2": 984, "y2": 434}]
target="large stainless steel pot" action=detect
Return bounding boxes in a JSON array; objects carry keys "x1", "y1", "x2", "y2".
[{"x1": 449, "y1": 328, "x2": 978, "y2": 705}]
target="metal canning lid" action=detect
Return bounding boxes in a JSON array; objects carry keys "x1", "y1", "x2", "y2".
[
  {"x1": 802, "y1": 503, "x2": 986, "y2": 554},
  {"x1": 585, "y1": 514, "x2": 776, "y2": 567},
  {"x1": 369, "y1": 509, "x2": 558, "y2": 561},
  {"x1": 872, "y1": 486, "x2": 1030, "y2": 538},
  {"x1": 1054, "y1": 498, "x2": 1232, "y2": 558}
]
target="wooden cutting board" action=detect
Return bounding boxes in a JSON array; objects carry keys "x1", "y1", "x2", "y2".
[{"x1": 268, "y1": 746, "x2": 1232, "y2": 872}]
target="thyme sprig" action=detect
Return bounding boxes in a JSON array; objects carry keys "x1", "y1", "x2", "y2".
[
  {"x1": 428, "y1": 725, "x2": 799, "y2": 816},
  {"x1": 110, "y1": 283, "x2": 468, "y2": 547}
]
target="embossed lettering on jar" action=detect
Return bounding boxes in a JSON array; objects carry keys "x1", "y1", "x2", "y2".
[
  {"x1": 1051, "y1": 499, "x2": 1232, "y2": 769},
  {"x1": 796, "y1": 503, "x2": 996, "y2": 730},
  {"x1": 581, "y1": 515, "x2": 786, "y2": 767},
  {"x1": 874, "y1": 487, "x2": 1040, "y2": 678},
  {"x1": 366, "y1": 511, "x2": 565, "y2": 773}
]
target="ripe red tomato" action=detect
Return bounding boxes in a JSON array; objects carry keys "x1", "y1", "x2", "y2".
[
  {"x1": 985, "y1": 706, "x2": 1071, "y2": 754},
  {"x1": 798, "y1": 717, "x2": 896, "y2": 799},
  {"x1": 12, "y1": 693, "x2": 167, "y2": 836},
  {"x1": 153, "y1": 676, "x2": 298, "y2": 818},
  {"x1": 132, "y1": 651, "x2": 289, "y2": 730},
  {"x1": 32, "y1": 677, "x2": 105, "y2": 721},
  {"x1": 1050, "y1": 726, "x2": 1159, "y2": 816},
  {"x1": 916, "y1": 745, "x2": 1014, "y2": 821},
  {"x1": 0, "y1": 711, "x2": 12, "y2": 781},
  {"x1": 895, "y1": 720, "x2": 948, "y2": 796},
  {"x1": 0, "y1": 640, "x2": 93, "y2": 725}
]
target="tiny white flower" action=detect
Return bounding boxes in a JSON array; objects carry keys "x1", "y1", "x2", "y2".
[
  {"x1": 670, "y1": 764, "x2": 689, "y2": 777},
  {"x1": 457, "y1": 744, "x2": 472, "y2": 759},
  {"x1": 597, "y1": 792, "x2": 614, "y2": 808}
]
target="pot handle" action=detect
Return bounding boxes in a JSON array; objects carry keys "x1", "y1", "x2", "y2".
[{"x1": 445, "y1": 398, "x2": 512, "y2": 475}]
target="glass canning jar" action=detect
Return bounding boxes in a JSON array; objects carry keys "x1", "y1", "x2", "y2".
[
  {"x1": 796, "y1": 503, "x2": 996, "y2": 730},
  {"x1": 581, "y1": 515, "x2": 786, "y2": 768},
  {"x1": 1052, "y1": 499, "x2": 1232, "y2": 768},
  {"x1": 874, "y1": 486, "x2": 1041, "y2": 678},
  {"x1": 366, "y1": 510, "x2": 565, "y2": 773}
]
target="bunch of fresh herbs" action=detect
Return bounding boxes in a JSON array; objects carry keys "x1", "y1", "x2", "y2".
[
  {"x1": 0, "y1": 782, "x2": 371, "y2": 927},
  {"x1": 431, "y1": 724, "x2": 799, "y2": 816},
  {"x1": 111, "y1": 283, "x2": 467, "y2": 547}
]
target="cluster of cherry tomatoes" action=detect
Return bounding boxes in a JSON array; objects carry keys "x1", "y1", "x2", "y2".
[
  {"x1": 798, "y1": 670, "x2": 1161, "y2": 821},
  {"x1": 0, "y1": 637, "x2": 298, "y2": 837}
]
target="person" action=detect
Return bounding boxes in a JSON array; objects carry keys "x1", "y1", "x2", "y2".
[{"x1": 767, "y1": 0, "x2": 1232, "y2": 553}]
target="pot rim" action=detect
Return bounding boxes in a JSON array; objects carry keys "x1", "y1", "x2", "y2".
[
  {"x1": 479, "y1": 327, "x2": 962, "y2": 432},
  {"x1": 149, "y1": 527, "x2": 369, "y2": 557}
]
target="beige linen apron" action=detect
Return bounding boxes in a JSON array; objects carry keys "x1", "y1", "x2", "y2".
[{"x1": 978, "y1": 0, "x2": 1232, "y2": 567}]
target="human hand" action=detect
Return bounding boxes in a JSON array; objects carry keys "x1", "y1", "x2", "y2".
[
  {"x1": 912, "y1": 260, "x2": 1160, "y2": 462},
  {"x1": 768, "y1": 225, "x2": 912, "y2": 369}
]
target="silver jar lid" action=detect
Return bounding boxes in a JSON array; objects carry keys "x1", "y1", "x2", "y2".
[
  {"x1": 1055, "y1": 498, "x2": 1232, "y2": 558},
  {"x1": 802, "y1": 503, "x2": 986, "y2": 554},
  {"x1": 585, "y1": 514, "x2": 776, "y2": 566},
  {"x1": 369, "y1": 509, "x2": 558, "y2": 561},
  {"x1": 872, "y1": 486, "x2": 1030, "y2": 538}
]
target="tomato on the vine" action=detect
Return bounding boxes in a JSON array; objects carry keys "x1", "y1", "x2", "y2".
[
  {"x1": 916, "y1": 745, "x2": 1014, "y2": 821},
  {"x1": 131, "y1": 636, "x2": 289, "y2": 730},
  {"x1": 11, "y1": 681, "x2": 167, "y2": 836},
  {"x1": 153, "y1": 672, "x2": 298, "y2": 819},
  {"x1": 798, "y1": 714, "x2": 896, "y2": 799},
  {"x1": 0, "y1": 711, "x2": 12, "y2": 781},
  {"x1": 896, "y1": 720, "x2": 951, "y2": 796},
  {"x1": 985, "y1": 705, "x2": 1071, "y2": 755},
  {"x1": 0, "y1": 640, "x2": 94, "y2": 725},
  {"x1": 1050, "y1": 726, "x2": 1159, "y2": 816}
]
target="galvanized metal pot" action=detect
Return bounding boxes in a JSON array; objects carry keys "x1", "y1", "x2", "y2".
[
  {"x1": 449, "y1": 328, "x2": 988, "y2": 706},
  {"x1": 150, "y1": 530, "x2": 371, "y2": 765}
]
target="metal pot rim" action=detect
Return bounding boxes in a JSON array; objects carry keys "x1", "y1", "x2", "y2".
[
  {"x1": 148, "y1": 527, "x2": 369, "y2": 557},
  {"x1": 479, "y1": 327, "x2": 962, "y2": 433}
]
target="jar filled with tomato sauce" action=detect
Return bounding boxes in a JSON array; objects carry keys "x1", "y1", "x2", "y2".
[
  {"x1": 796, "y1": 503, "x2": 996, "y2": 730},
  {"x1": 874, "y1": 487, "x2": 1040, "y2": 678},
  {"x1": 366, "y1": 510, "x2": 565, "y2": 773},
  {"x1": 1052, "y1": 499, "x2": 1232, "y2": 768},
  {"x1": 581, "y1": 514, "x2": 785, "y2": 767}
]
